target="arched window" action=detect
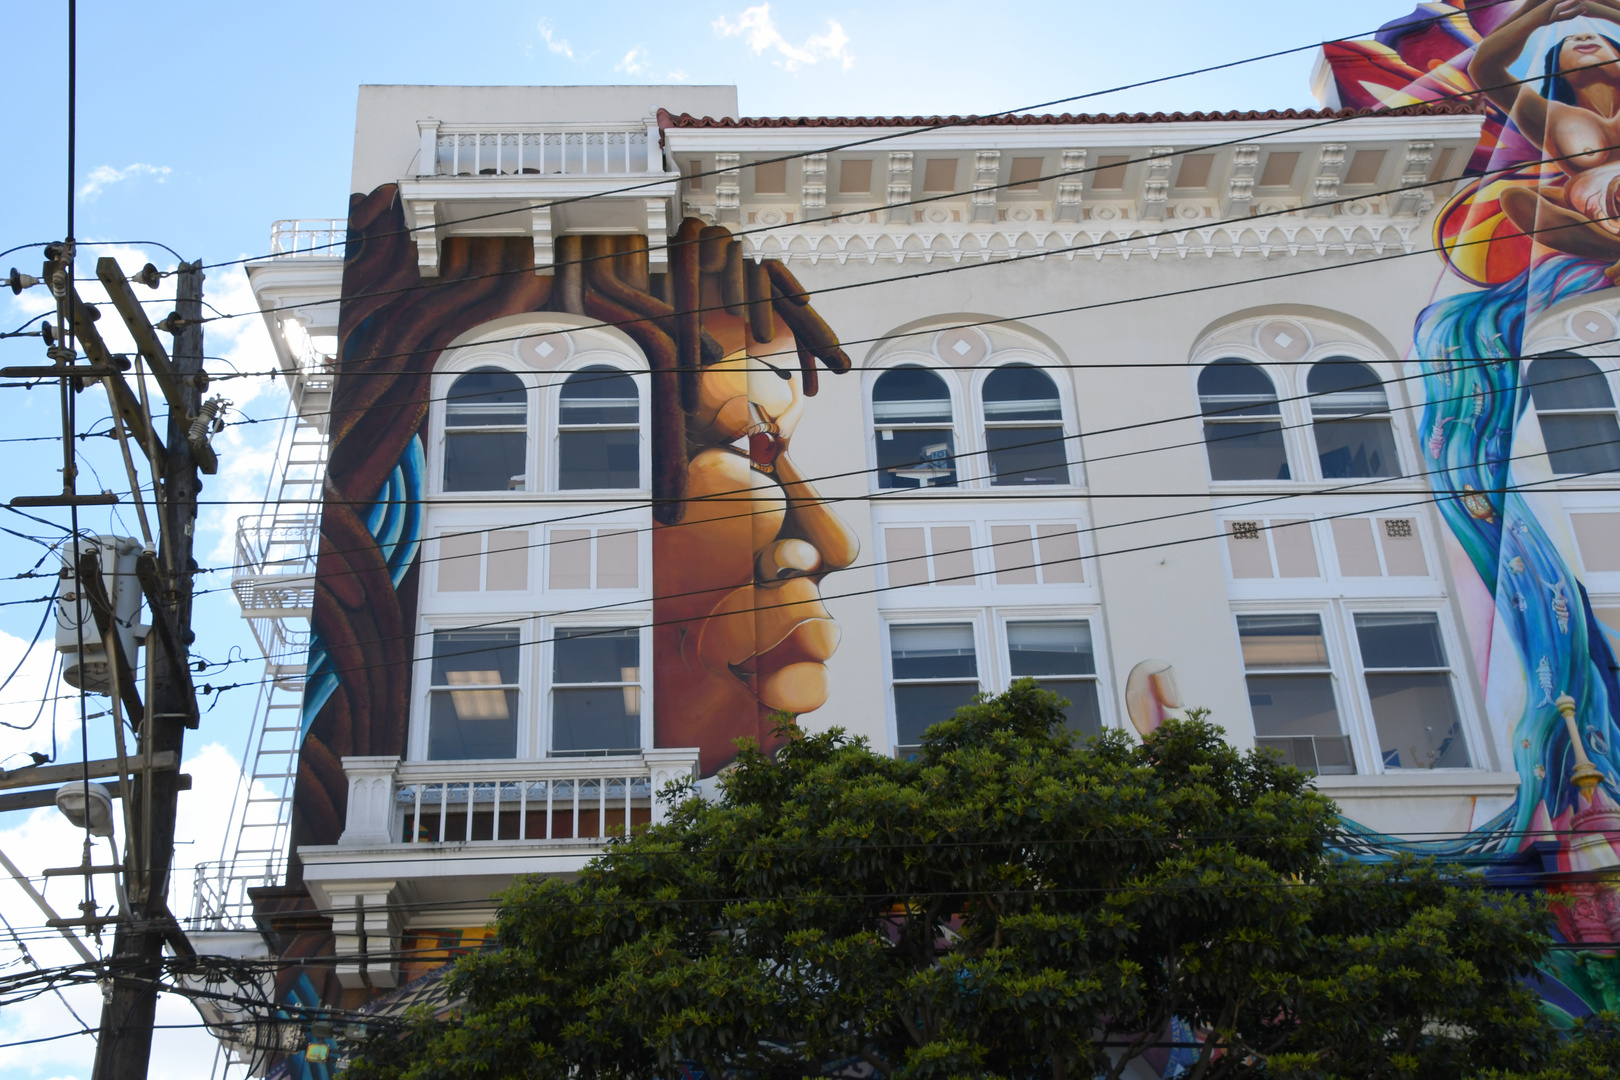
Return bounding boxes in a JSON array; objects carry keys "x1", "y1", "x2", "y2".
[
  {"x1": 1307, "y1": 359, "x2": 1399, "y2": 478},
  {"x1": 981, "y1": 363, "x2": 1070, "y2": 486},
  {"x1": 873, "y1": 366, "x2": 957, "y2": 488},
  {"x1": 1198, "y1": 359, "x2": 1290, "y2": 481},
  {"x1": 443, "y1": 367, "x2": 527, "y2": 492},
  {"x1": 558, "y1": 365, "x2": 640, "y2": 489},
  {"x1": 1528, "y1": 354, "x2": 1620, "y2": 474}
]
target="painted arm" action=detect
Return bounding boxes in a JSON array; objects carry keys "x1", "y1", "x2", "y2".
[{"x1": 1469, "y1": 0, "x2": 1575, "y2": 137}]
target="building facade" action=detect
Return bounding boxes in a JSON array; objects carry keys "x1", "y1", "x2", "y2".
[{"x1": 214, "y1": 5, "x2": 1620, "y2": 1072}]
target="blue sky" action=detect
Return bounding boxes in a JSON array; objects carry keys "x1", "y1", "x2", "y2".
[{"x1": 0, "y1": 1, "x2": 1412, "y2": 1077}]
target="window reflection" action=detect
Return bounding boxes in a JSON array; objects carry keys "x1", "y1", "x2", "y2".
[
  {"x1": 874, "y1": 367, "x2": 957, "y2": 488},
  {"x1": 1198, "y1": 360, "x2": 1290, "y2": 481}
]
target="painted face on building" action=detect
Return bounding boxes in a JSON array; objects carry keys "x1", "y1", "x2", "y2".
[{"x1": 653, "y1": 264, "x2": 858, "y2": 773}]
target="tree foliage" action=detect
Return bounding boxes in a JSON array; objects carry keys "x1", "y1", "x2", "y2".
[{"x1": 347, "y1": 683, "x2": 1599, "y2": 1080}]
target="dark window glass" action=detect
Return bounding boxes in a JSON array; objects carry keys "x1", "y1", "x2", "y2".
[
  {"x1": 1199, "y1": 360, "x2": 1290, "y2": 481},
  {"x1": 551, "y1": 628, "x2": 640, "y2": 756},
  {"x1": 1239, "y1": 614, "x2": 1352, "y2": 775},
  {"x1": 558, "y1": 366, "x2": 640, "y2": 489},
  {"x1": 875, "y1": 366, "x2": 957, "y2": 488},
  {"x1": 1527, "y1": 355, "x2": 1620, "y2": 474},
  {"x1": 983, "y1": 364, "x2": 1069, "y2": 486},
  {"x1": 428, "y1": 629, "x2": 520, "y2": 760},
  {"x1": 1007, "y1": 621, "x2": 1100, "y2": 736},
  {"x1": 1308, "y1": 359, "x2": 1399, "y2": 478},
  {"x1": 1354, "y1": 613, "x2": 1470, "y2": 770},
  {"x1": 890, "y1": 623, "x2": 978, "y2": 747},
  {"x1": 444, "y1": 368, "x2": 528, "y2": 492}
]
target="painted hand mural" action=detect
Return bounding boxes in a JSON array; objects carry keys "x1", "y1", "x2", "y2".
[{"x1": 1324, "y1": 0, "x2": 1620, "y2": 1019}]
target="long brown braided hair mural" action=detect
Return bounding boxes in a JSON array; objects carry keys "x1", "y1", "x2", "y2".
[{"x1": 291, "y1": 188, "x2": 855, "y2": 875}]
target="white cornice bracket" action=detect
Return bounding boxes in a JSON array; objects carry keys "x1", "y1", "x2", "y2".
[
  {"x1": 1392, "y1": 141, "x2": 1435, "y2": 218},
  {"x1": 409, "y1": 200, "x2": 440, "y2": 277},
  {"x1": 1222, "y1": 145, "x2": 1259, "y2": 219},
  {"x1": 531, "y1": 203, "x2": 553, "y2": 273},
  {"x1": 1056, "y1": 149, "x2": 1086, "y2": 223},
  {"x1": 972, "y1": 150, "x2": 1000, "y2": 223},
  {"x1": 715, "y1": 153, "x2": 741, "y2": 225},
  {"x1": 1307, "y1": 143, "x2": 1347, "y2": 219},
  {"x1": 887, "y1": 151, "x2": 914, "y2": 225},
  {"x1": 803, "y1": 153, "x2": 827, "y2": 221},
  {"x1": 1139, "y1": 147, "x2": 1174, "y2": 223}
]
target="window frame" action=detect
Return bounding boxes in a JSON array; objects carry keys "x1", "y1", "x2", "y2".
[
  {"x1": 544, "y1": 623, "x2": 649, "y2": 758},
  {"x1": 1233, "y1": 609, "x2": 1355, "y2": 775},
  {"x1": 432, "y1": 359, "x2": 536, "y2": 497},
  {"x1": 1345, "y1": 605, "x2": 1476, "y2": 772},
  {"x1": 970, "y1": 358, "x2": 1082, "y2": 490},
  {"x1": 546, "y1": 356, "x2": 649, "y2": 494},
  {"x1": 992, "y1": 611, "x2": 1109, "y2": 738},
  {"x1": 1301, "y1": 356, "x2": 1405, "y2": 481},
  {"x1": 1195, "y1": 356, "x2": 1295, "y2": 485},
  {"x1": 883, "y1": 614, "x2": 987, "y2": 754},
  {"x1": 1525, "y1": 351, "x2": 1620, "y2": 477},
  {"x1": 866, "y1": 358, "x2": 968, "y2": 492},
  {"x1": 413, "y1": 617, "x2": 532, "y2": 762}
]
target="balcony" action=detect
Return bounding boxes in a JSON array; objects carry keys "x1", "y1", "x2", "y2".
[
  {"x1": 269, "y1": 218, "x2": 346, "y2": 258},
  {"x1": 401, "y1": 119, "x2": 678, "y2": 278}
]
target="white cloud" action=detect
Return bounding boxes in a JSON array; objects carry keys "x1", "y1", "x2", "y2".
[
  {"x1": 538, "y1": 20, "x2": 574, "y2": 59},
  {"x1": 713, "y1": 4, "x2": 853, "y2": 71},
  {"x1": 78, "y1": 163, "x2": 171, "y2": 201},
  {"x1": 616, "y1": 46, "x2": 652, "y2": 76}
]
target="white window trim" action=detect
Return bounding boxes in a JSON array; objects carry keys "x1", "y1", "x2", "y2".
[
  {"x1": 537, "y1": 616, "x2": 653, "y2": 759},
  {"x1": 1229, "y1": 603, "x2": 1359, "y2": 773},
  {"x1": 863, "y1": 353, "x2": 971, "y2": 492},
  {"x1": 881, "y1": 611, "x2": 988, "y2": 752},
  {"x1": 545, "y1": 353, "x2": 652, "y2": 495},
  {"x1": 428, "y1": 355, "x2": 538, "y2": 498},
  {"x1": 412, "y1": 615, "x2": 533, "y2": 762},
  {"x1": 967, "y1": 355, "x2": 1085, "y2": 492},
  {"x1": 990, "y1": 606, "x2": 1115, "y2": 732},
  {"x1": 1339, "y1": 599, "x2": 1484, "y2": 775},
  {"x1": 1191, "y1": 355, "x2": 1299, "y2": 489},
  {"x1": 1288, "y1": 350, "x2": 1413, "y2": 484}
]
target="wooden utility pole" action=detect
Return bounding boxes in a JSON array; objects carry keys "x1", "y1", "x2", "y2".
[{"x1": 90, "y1": 259, "x2": 205, "y2": 1080}]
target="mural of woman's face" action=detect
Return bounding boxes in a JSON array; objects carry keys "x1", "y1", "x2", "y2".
[{"x1": 1561, "y1": 31, "x2": 1620, "y2": 73}]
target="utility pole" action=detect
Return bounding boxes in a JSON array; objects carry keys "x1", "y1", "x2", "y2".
[{"x1": 89, "y1": 258, "x2": 206, "y2": 1080}]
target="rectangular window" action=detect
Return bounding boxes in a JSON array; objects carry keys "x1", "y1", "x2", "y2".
[
  {"x1": 891, "y1": 623, "x2": 978, "y2": 751},
  {"x1": 1354, "y1": 613, "x2": 1471, "y2": 770},
  {"x1": 1007, "y1": 620, "x2": 1101, "y2": 736},
  {"x1": 428, "y1": 629, "x2": 520, "y2": 760},
  {"x1": 444, "y1": 432, "x2": 526, "y2": 492},
  {"x1": 551, "y1": 628, "x2": 641, "y2": 756},
  {"x1": 1238, "y1": 615, "x2": 1353, "y2": 775}
]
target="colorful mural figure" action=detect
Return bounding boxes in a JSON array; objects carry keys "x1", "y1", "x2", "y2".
[
  {"x1": 291, "y1": 200, "x2": 857, "y2": 867},
  {"x1": 1323, "y1": 0, "x2": 1620, "y2": 1020}
]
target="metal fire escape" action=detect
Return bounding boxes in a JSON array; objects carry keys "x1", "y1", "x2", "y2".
[{"x1": 193, "y1": 222, "x2": 341, "y2": 928}]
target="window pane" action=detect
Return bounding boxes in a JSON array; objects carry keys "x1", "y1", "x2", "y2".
[
  {"x1": 876, "y1": 428, "x2": 957, "y2": 488},
  {"x1": 1245, "y1": 674, "x2": 1341, "y2": 738},
  {"x1": 1307, "y1": 359, "x2": 1390, "y2": 415},
  {"x1": 553, "y1": 628, "x2": 639, "y2": 684},
  {"x1": 559, "y1": 366, "x2": 639, "y2": 425},
  {"x1": 891, "y1": 624, "x2": 977, "y2": 679},
  {"x1": 1256, "y1": 733, "x2": 1354, "y2": 775},
  {"x1": 1315, "y1": 418, "x2": 1400, "y2": 478},
  {"x1": 1528, "y1": 354, "x2": 1617, "y2": 412},
  {"x1": 429, "y1": 690, "x2": 518, "y2": 760},
  {"x1": 552, "y1": 688, "x2": 640, "y2": 755},
  {"x1": 1366, "y1": 672, "x2": 1470, "y2": 769},
  {"x1": 987, "y1": 426, "x2": 1070, "y2": 485},
  {"x1": 1199, "y1": 359, "x2": 1281, "y2": 417},
  {"x1": 1541, "y1": 414, "x2": 1620, "y2": 474},
  {"x1": 444, "y1": 431, "x2": 527, "y2": 491},
  {"x1": 432, "y1": 629, "x2": 521, "y2": 685},
  {"x1": 895, "y1": 682, "x2": 980, "y2": 745},
  {"x1": 446, "y1": 368, "x2": 526, "y2": 427},
  {"x1": 983, "y1": 364, "x2": 1062, "y2": 421},
  {"x1": 1008, "y1": 621, "x2": 1095, "y2": 676},
  {"x1": 1238, "y1": 615, "x2": 1329, "y2": 669},
  {"x1": 558, "y1": 430, "x2": 639, "y2": 489},
  {"x1": 1036, "y1": 678, "x2": 1102, "y2": 737},
  {"x1": 1355, "y1": 613, "x2": 1447, "y2": 669},
  {"x1": 873, "y1": 366, "x2": 952, "y2": 424},
  {"x1": 1204, "y1": 421, "x2": 1291, "y2": 481}
]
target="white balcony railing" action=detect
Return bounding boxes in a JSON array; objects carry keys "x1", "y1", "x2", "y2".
[
  {"x1": 268, "y1": 218, "x2": 346, "y2": 258},
  {"x1": 417, "y1": 121, "x2": 660, "y2": 178},
  {"x1": 337, "y1": 750, "x2": 701, "y2": 848}
]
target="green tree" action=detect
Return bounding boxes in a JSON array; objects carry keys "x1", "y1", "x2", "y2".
[{"x1": 347, "y1": 683, "x2": 1583, "y2": 1080}]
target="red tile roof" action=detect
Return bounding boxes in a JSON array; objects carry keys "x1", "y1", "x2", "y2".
[{"x1": 657, "y1": 101, "x2": 1481, "y2": 130}]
